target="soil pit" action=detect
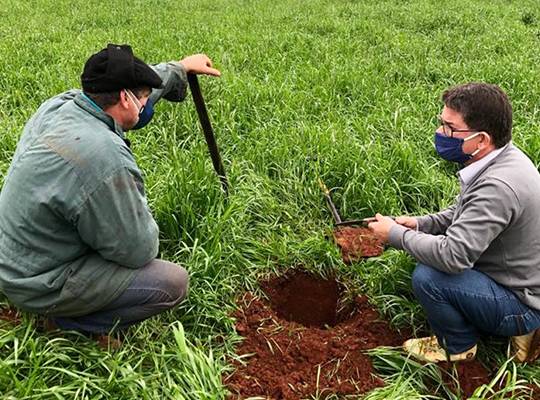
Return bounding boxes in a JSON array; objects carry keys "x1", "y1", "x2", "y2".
[
  {"x1": 333, "y1": 226, "x2": 384, "y2": 263},
  {"x1": 225, "y1": 270, "x2": 407, "y2": 399},
  {"x1": 262, "y1": 270, "x2": 344, "y2": 328}
]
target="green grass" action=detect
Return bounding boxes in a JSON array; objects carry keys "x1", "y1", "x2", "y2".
[{"x1": 1, "y1": 0, "x2": 540, "y2": 398}]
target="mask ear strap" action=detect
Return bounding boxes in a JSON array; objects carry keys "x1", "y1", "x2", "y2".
[
  {"x1": 471, "y1": 148, "x2": 481, "y2": 157},
  {"x1": 467, "y1": 132, "x2": 488, "y2": 157},
  {"x1": 463, "y1": 132, "x2": 481, "y2": 142},
  {"x1": 122, "y1": 89, "x2": 131, "y2": 105},
  {"x1": 124, "y1": 89, "x2": 142, "y2": 109}
]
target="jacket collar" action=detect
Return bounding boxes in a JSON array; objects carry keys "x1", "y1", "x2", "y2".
[
  {"x1": 458, "y1": 143, "x2": 512, "y2": 188},
  {"x1": 74, "y1": 91, "x2": 126, "y2": 140}
]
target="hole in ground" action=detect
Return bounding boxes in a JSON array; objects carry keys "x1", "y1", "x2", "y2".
[
  {"x1": 261, "y1": 269, "x2": 349, "y2": 328},
  {"x1": 226, "y1": 268, "x2": 409, "y2": 399}
]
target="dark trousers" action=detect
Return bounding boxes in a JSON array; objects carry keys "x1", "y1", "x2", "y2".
[{"x1": 52, "y1": 259, "x2": 189, "y2": 334}]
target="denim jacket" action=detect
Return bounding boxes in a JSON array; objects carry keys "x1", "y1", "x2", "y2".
[{"x1": 0, "y1": 61, "x2": 187, "y2": 317}]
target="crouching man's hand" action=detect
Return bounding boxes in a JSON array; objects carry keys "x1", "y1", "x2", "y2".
[
  {"x1": 179, "y1": 54, "x2": 221, "y2": 77},
  {"x1": 395, "y1": 216, "x2": 418, "y2": 230},
  {"x1": 368, "y1": 213, "x2": 397, "y2": 243}
]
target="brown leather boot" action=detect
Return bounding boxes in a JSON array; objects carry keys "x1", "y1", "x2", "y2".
[
  {"x1": 42, "y1": 317, "x2": 59, "y2": 332},
  {"x1": 512, "y1": 328, "x2": 540, "y2": 363}
]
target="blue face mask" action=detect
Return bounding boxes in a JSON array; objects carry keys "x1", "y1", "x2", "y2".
[
  {"x1": 434, "y1": 131, "x2": 481, "y2": 164},
  {"x1": 132, "y1": 98, "x2": 154, "y2": 130},
  {"x1": 126, "y1": 90, "x2": 154, "y2": 130}
]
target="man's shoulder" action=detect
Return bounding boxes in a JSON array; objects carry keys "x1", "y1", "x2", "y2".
[
  {"x1": 490, "y1": 145, "x2": 536, "y2": 173},
  {"x1": 32, "y1": 90, "x2": 139, "y2": 172},
  {"x1": 18, "y1": 89, "x2": 140, "y2": 185},
  {"x1": 481, "y1": 145, "x2": 540, "y2": 195},
  {"x1": 41, "y1": 105, "x2": 136, "y2": 175}
]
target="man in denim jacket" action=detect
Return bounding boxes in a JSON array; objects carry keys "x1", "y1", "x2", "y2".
[{"x1": 0, "y1": 44, "x2": 220, "y2": 342}]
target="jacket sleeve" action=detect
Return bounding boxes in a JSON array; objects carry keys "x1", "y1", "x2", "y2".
[
  {"x1": 388, "y1": 179, "x2": 519, "y2": 274},
  {"x1": 149, "y1": 62, "x2": 188, "y2": 104},
  {"x1": 75, "y1": 166, "x2": 159, "y2": 268},
  {"x1": 416, "y1": 203, "x2": 457, "y2": 235}
]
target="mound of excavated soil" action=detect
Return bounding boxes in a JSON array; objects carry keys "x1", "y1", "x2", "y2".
[
  {"x1": 333, "y1": 226, "x2": 384, "y2": 263},
  {"x1": 225, "y1": 270, "x2": 407, "y2": 399}
]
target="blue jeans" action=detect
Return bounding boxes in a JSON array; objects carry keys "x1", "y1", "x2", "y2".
[
  {"x1": 52, "y1": 259, "x2": 189, "y2": 334},
  {"x1": 412, "y1": 263, "x2": 540, "y2": 354}
]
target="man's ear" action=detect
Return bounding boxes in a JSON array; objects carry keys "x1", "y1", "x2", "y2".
[
  {"x1": 479, "y1": 132, "x2": 493, "y2": 148},
  {"x1": 119, "y1": 89, "x2": 130, "y2": 109}
]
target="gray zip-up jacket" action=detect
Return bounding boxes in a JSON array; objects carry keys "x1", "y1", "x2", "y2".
[
  {"x1": 0, "y1": 61, "x2": 187, "y2": 317},
  {"x1": 389, "y1": 144, "x2": 540, "y2": 311}
]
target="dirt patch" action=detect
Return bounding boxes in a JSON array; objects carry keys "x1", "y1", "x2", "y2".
[
  {"x1": 225, "y1": 270, "x2": 407, "y2": 399},
  {"x1": 529, "y1": 385, "x2": 540, "y2": 399},
  {"x1": 225, "y1": 270, "x2": 500, "y2": 399},
  {"x1": 0, "y1": 306, "x2": 21, "y2": 325},
  {"x1": 333, "y1": 226, "x2": 384, "y2": 263},
  {"x1": 439, "y1": 360, "x2": 491, "y2": 398}
]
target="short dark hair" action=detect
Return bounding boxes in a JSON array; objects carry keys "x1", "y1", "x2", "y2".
[
  {"x1": 85, "y1": 87, "x2": 151, "y2": 110},
  {"x1": 442, "y1": 83, "x2": 512, "y2": 148}
]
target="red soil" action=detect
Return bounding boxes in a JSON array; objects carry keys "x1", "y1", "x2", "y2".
[
  {"x1": 225, "y1": 270, "x2": 407, "y2": 399},
  {"x1": 333, "y1": 226, "x2": 384, "y2": 263},
  {"x1": 225, "y1": 270, "x2": 501, "y2": 399},
  {"x1": 262, "y1": 269, "x2": 342, "y2": 328},
  {"x1": 439, "y1": 360, "x2": 491, "y2": 398}
]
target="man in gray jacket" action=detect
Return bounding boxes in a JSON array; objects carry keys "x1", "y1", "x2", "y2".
[
  {"x1": 369, "y1": 83, "x2": 540, "y2": 363},
  {"x1": 0, "y1": 44, "x2": 219, "y2": 344}
]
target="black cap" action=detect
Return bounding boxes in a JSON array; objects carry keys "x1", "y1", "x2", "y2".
[{"x1": 81, "y1": 44, "x2": 163, "y2": 93}]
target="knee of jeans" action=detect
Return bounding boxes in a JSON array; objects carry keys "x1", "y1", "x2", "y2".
[
  {"x1": 166, "y1": 266, "x2": 189, "y2": 303},
  {"x1": 411, "y1": 263, "x2": 438, "y2": 297}
]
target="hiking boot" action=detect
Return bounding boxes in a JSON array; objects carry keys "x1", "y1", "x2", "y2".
[
  {"x1": 403, "y1": 336, "x2": 477, "y2": 363},
  {"x1": 512, "y1": 328, "x2": 540, "y2": 363}
]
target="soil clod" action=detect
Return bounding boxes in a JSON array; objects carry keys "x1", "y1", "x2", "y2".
[
  {"x1": 439, "y1": 360, "x2": 491, "y2": 398},
  {"x1": 333, "y1": 226, "x2": 384, "y2": 263}
]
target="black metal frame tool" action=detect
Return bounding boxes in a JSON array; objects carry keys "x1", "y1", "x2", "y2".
[
  {"x1": 318, "y1": 179, "x2": 343, "y2": 224},
  {"x1": 318, "y1": 179, "x2": 393, "y2": 226},
  {"x1": 187, "y1": 73, "x2": 229, "y2": 197}
]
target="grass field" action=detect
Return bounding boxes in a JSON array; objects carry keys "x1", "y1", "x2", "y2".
[{"x1": 1, "y1": 0, "x2": 540, "y2": 398}]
